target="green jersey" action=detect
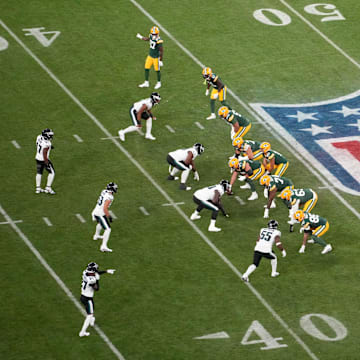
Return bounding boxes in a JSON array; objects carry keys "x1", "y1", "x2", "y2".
[
  {"x1": 268, "y1": 175, "x2": 293, "y2": 192},
  {"x1": 239, "y1": 140, "x2": 261, "y2": 153},
  {"x1": 149, "y1": 35, "x2": 163, "y2": 58},
  {"x1": 290, "y1": 188, "x2": 315, "y2": 205},
  {"x1": 264, "y1": 149, "x2": 287, "y2": 164},
  {"x1": 302, "y1": 212, "x2": 327, "y2": 230},
  {"x1": 226, "y1": 110, "x2": 250, "y2": 127},
  {"x1": 236, "y1": 160, "x2": 261, "y2": 175},
  {"x1": 206, "y1": 73, "x2": 222, "y2": 89}
]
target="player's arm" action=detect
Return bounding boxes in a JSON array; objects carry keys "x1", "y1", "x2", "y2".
[
  {"x1": 267, "y1": 157, "x2": 275, "y2": 172},
  {"x1": 213, "y1": 191, "x2": 229, "y2": 217},
  {"x1": 215, "y1": 78, "x2": 224, "y2": 91},
  {"x1": 159, "y1": 45, "x2": 163, "y2": 61},
  {"x1": 137, "y1": 104, "x2": 148, "y2": 124},
  {"x1": 43, "y1": 146, "x2": 50, "y2": 165},
  {"x1": 229, "y1": 170, "x2": 238, "y2": 189},
  {"x1": 275, "y1": 236, "x2": 286, "y2": 257},
  {"x1": 246, "y1": 147, "x2": 254, "y2": 160},
  {"x1": 136, "y1": 33, "x2": 150, "y2": 41},
  {"x1": 266, "y1": 187, "x2": 277, "y2": 209},
  {"x1": 244, "y1": 163, "x2": 253, "y2": 178},
  {"x1": 103, "y1": 199, "x2": 112, "y2": 222},
  {"x1": 97, "y1": 269, "x2": 116, "y2": 275},
  {"x1": 184, "y1": 151, "x2": 194, "y2": 169}
]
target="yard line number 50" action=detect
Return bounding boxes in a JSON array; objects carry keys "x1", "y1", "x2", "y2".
[{"x1": 253, "y1": 3, "x2": 345, "y2": 26}]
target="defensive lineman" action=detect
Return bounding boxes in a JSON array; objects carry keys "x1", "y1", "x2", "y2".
[
  {"x1": 91, "y1": 182, "x2": 118, "y2": 252},
  {"x1": 79, "y1": 262, "x2": 115, "y2": 337},
  {"x1": 35, "y1": 128, "x2": 56, "y2": 194},
  {"x1": 118, "y1": 92, "x2": 161, "y2": 142},
  {"x1": 190, "y1": 180, "x2": 230, "y2": 232},
  {"x1": 167, "y1": 143, "x2": 204, "y2": 190},
  {"x1": 241, "y1": 220, "x2": 286, "y2": 282}
]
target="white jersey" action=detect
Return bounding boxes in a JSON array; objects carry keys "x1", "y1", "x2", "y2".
[
  {"x1": 194, "y1": 184, "x2": 224, "y2": 201},
  {"x1": 255, "y1": 227, "x2": 281, "y2": 253},
  {"x1": 169, "y1": 147, "x2": 198, "y2": 162},
  {"x1": 92, "y1": 190, "x2": 114, "y2": 217},
  {"x1": 133, "y1": 98, "x2": 153, "y2": 112},
  {"x1": 81, "y1": 270, "x2": 97, "y2": 297},
  {"x1": 35, "y1": 135, "x2": 51, "y2": 161}
]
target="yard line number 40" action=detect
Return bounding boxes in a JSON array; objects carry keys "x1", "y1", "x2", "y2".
[{"x1": 253, "y1": 3, "x2": 345, "y2": 26}]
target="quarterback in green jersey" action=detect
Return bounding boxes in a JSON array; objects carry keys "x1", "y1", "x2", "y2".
[{"x1": 260, "y1": 142, "x2": 289, "y2": 176}]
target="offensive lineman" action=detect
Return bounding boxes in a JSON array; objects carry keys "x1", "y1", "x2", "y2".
[
  {"x1": 91, "y1": 182, "x2": 118, "y2": 253},
  {"x1": 35, "y1": 128, "x2": 56, "y2": 194},
  {"x1": 118, "y1": 92, "x2": 161, "y2": 141},
  {"x1": 190, "y1": 180, "x2": 231, "y2": 232},
  {"x1": 79, "y1": 262, "x2": 115, "y2": 337},
  {"x1": 167, "y1": 143, "x2": 205, "y2": 190},
  {"x1": 241, "y1": 220, "x2": 286, "y2": 282}
]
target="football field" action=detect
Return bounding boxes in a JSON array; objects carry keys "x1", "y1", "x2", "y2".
[{"x1": 1, "y1": 1, "x2": 360, "y2": 359}]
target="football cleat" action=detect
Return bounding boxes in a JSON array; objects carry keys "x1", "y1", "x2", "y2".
[
  {"x1": 167, "y1": 175, "x2": 179, "y2": 181},
  {"x1": 42, "y1": 128, "x2": 54, "y2": 140},
  {"x1": 190, "y1": 212, "x2": 201, "y2": 220},
  {"x1": 268, "y1": 219, "x2": 279, "y2": 229},
  {"x1": 294, "y1": 210, "x2": 305, "y2": 222},
  {"x1": 194, "y1": 142, "x2": 205, "y2": 155},
  {"x1": 154, "y1": 82, "x2": 161, "y2": 89},
  {"x1": 100, "y1": 246, "x2": 113, "y2": 253},
  {"x1": 206, "y1": 113, "x2": 216, "y2": 120},
  {"x1": 93, "y1": 235, "x2": 103, "y2": 241},
  {"x1": 260, "y1": 141, "x2": 271, "y2": 153},
  {"x1": 79, "y1": 332, "x2": 90, "y2": 337},
  {"x1": 321, "y1": 244, "x2": 332, "y2": 254},
  {"x1": 259, "y1": 174, "x2": 271, "y2": 187},
  {"x1": 138, "y1": 81, "x2": 149, "y2": 88},
  {"x1": 145, "y1": 134, "x2": 156, "y2": 140},
  {"x1": 202, "y1": 67, "x2": 212, "y2": 79},
  {"x1": 280, "y1": 189, "x2": 292, "y2": 201},
  {"x1": 271, "y1": 272, "x2": 280, "y2": 278},
  {"x1": 118, "y1": 130, "x2": 125, "y2": 141},
  {"x1": 150, "y1": 92, "x2": 161, "y2": 104},
  {"x1": 240, "y1": 183, "x2": 251, "y2": 190},
  {"x1": 241, "y1": 275, "x2": 249, "y2": 282},
  {"x1": 248, "y1": 192, "x2": 258, "y2": 201},
  {"x1": 44, "y1": 187, "x2": 56, "y2": 195},
  {"x1": 218, "y1": 106, "x2": 230, "y2": 119},
  {"x1": 232, "y1": 137, "x2": 244, "y2": 149},
  {"x1": 35, "y1": 187, "x2": 44, "y2": 194},
  {"x1": 107, "y1": 182, "x2": 118, "y2": 193},
  {"x1": 208, "y1": 224, "x2": 221, "y2": 232},
  {"x1": 307, "y1": 239, "x2": 315, "y2": 244},
  {"x1": 179, "y1": 183, "x2": 191, "y2": 191},
  {"x1": 228, "y1": 157, "x2": 239, "y2": 170}
]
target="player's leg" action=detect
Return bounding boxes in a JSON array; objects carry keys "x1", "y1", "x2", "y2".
[
  {"x1": 93, "y1": 215, "x2": 103, "y2": 240},
  {"x1": 312, "y1": 222, "x2": 332, "y2": 254},
  {"x1": 234, "y1": 123, "x2": 252, "y2": 139},
  {"x1": 303, "y1": 191, "x2": 318, "y2": 213},
  {"x1": 190, "y1": 196, "x2": 203, "y2": 220},
  {"x1": 139, "y1": 56, "x2": 152, "y2": 87},
  {"x1": 242, "y1": 251, "x2": 262, "y2": 281},
  {"x1": 144, "y1": 116, "x2": 156, "y2": 140},
  {"x1": 206, "y1": 89, "x2": 218, "y2": 120},
  {"x1": 154, "y1": 57, "x2": 161, "y2": 89},
  {"x1": 219, "y1": 86, "x2": 231, "y2": 109},
  {"x1": 166, "y1": 155, "x2": 180, "y2": 180},
  {"x1": 35, "y1": 160, "x2": 45, "y2": 193},
  {"x1": 99, "y1": 216, "x2": 112, "y2": 252},
  {"x1": 274, "y1": 162, "x2": 289, "y2": 176},
  {"x1": 44, "y1": 161, "x2": 55, "y2": 194},
  {"x1": 79, "y1": 296, "x2": 94, "y2": 337},
  {"x1": 267, "y1": 252, "x2": 279, "y2": 277},
  {"x1": 119, "y1": 107, "x2": 141, "y2": 141}
]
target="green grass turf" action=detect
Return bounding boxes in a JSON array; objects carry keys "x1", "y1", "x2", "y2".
[{"x1": 1, "y1": 0, "x2": 360, "y2": 359}]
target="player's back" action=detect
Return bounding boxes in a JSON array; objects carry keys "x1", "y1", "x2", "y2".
[{"x1": 255, "y1": 227, "x2": 281, "y2": 253}]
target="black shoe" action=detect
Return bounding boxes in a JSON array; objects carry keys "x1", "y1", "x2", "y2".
[
  {"x1": 289, "y1": 225, "x2": 294, "y2": 233},
  {"x1": 167, "y1": 175, "x2": 175, "y2": 180}
]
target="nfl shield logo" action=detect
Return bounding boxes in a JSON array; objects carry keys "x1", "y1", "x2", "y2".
[{"x1": 250, "y1": 90, "x2": 360, "y2": 196}]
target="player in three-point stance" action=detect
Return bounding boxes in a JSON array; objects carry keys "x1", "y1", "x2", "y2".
[
  {"x1": 79, "y1": 262, "x2": 115, "y2": 337},
  {"x1": 241, "y1": 220, "x2": 286, "y2": 282},
  {"x1": 190, "y1": 180, "x2": 231, "y2": 232},
  {"x1": 118, "y1": 92, "x2": 161, "y2": 142},
  {"x1": 91, "y1": 182, "x2": 118, "y2": 253},
  {"x1": 35, "y1": 128, "x2": 56, "y2": 194}
]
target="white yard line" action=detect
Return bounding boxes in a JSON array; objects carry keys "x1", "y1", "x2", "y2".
[
  {"x1": 73, "y1": 134, "x2": 83, "y2": 143},
  {"x1": 0, "y1": 205, "x2": 125, "y2": 360},
  {"x1": 235, "y1": 196, "x2": 246, "y2": 205},
  {"x1": 43, "y1": 217, "x2": 53, "y2": 227},
  {"x1": 75, "y1": 213, "x2": 86, "y2": 223},
  {"x1": 0, "y1": 15, "x2": 324, "y2": 360},
  {"x1": 0, "y1": 220, "x2": 22, "y2": 225},
  {"x1": 11, "y1": 140, "x2": 21, "y2": 149},
  {"x1": 162, "y1": 202, "x2": 185, "y2": 207},
  {"x1": 195, "y1": 121, "x2": 204, "y2": 130},
  {"x1": 139, "y1": 206, "x2": 150, "y2": 216},
  {"x1": 165, "y1": 125, "x2": 175, "y2": 133}
]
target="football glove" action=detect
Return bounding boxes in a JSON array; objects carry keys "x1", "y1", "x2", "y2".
[
  {"x1": 299, "y1": 245, "x2": 306, "y2": 253},
  {"x1": 159, "y1": 60, "x2": 163, "y2": 67},
  {"x1": 108, "y1": 216, "x2": 113, "y2": 223},
  {"x1": 205, "y1": 89, "x2": 209, "y2": 96},
  {"x1": 224, "y1": 213, "x2": 230, "y2": 218},
  {"x1": 282, "y1": 250, "x2": 287, "y2": 257},
  {"x1": 136, "y1": 33, "x2": 143, "y2": 39},
  {"x1": 193, "y1": 171, "x2": 200, "y2": 181},
  {"x1": 263, "y1": 208, "x2": 269, "y2": 219},
  {"x1": 107, "y1": 269, "x2": 116, "y2": 274},
  {"x1": 299, "y1": 227, "x2": 304, "y2": 233}
]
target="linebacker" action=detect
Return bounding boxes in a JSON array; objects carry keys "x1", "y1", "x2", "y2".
[
  {"x1": 137, "y1": 26, "x2": 163, "y2": 89},
  {"x1": 79, "y1": 262, "x2": 115, "y2": 337}
]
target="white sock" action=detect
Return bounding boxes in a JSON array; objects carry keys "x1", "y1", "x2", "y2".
[
  {"x1": 170, "y1": 168, "x2": 179, "y2": 177},
  {"x1": 46, "y1": 172, "x2": 55, "y2": 187},
  {"x1": 36, "y1": 174, "x2": 42, "y2": 187},
  {"x1": 101, "y1": 228, "x2": 111, "y2": 248},
  {"x1": 271, "y1": 258, "x2": 278, "y2": 274},
  {"x1": 90, "y1": 315, "x2": 95, "y2": 326},
  {"x1": 243, "y1": 264, "x2": 257, "y2": 277},
  {"x1": 123, "y1": 125, "x2": 138, "y2": 135},
  {"x1": 95, "y1": 224, "x2": 102, "y2": 237},
  {"x1": 146, "y1": 117, "x2": 152, "y2": 136},
  {"x1": 180, "y1": 168, "x2": 190, "y2": 184},
  {"x1": 80, "y1": 314, "x2": 92, "y2": 334}
]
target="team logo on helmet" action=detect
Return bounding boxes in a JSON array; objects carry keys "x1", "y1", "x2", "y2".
[
  {"x1": 260, "y1": 142, "x2": 271, "y2": 153},
  {"x1": 42, "y1": 128, "x2": 54, "y2": 140},
  {"x1": 267, "y1": 219, "x2": 279, "y2": 229},
  {"x1": 260, "y1": 174, "x2": 271, "y2": 186},
  {"x1": 150, "y1": 92, "x2": 161, "y2": 104},
  {"x1": 202, "y1": 67, "x2": 212, "y2": 79},
  {"x1": 194, "y1": 143, "x2": 205, "y2": 155},
  {"x1": 228, "y1": 157, "x2": 239, "y2": 169},
  {"x1": 107, "y1": 182, "x2": 118, "y2": 193},
  {"x1": 280, "y1": 189, "x2": 292, "y2": 201},
  {"x1": 294, "y1": 210, "x2": 305, "y2": 222},
  {"x1": 232, "y1": 137, "x2": 244, "y2": 148},
  {"x1": 218, "y1": 106, "x2": 230, "y2": 119}
]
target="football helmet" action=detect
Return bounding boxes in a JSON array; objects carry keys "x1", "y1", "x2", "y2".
[
  {"x1": 294, "y1": 210, "x2": 305, "y2": 222},
  {"x1": 232, "y1": 137, "x2": 244, "y2": 149},
  {"x1": 194, "y1": 143, "x2": 205, "y2": 155},
  {"x1": 280, "y1": 189, "x2": 292, "y2": 201},
  {"x1": 268, "y1": 219, "x2": 279, "y2": 229},
  {"x1": 107, "y1": 182, "x2": 118, "y2": 193},
  {"x1": 260, "y1": 142, "x2": 271, "y2": 153},
  {"x1": 42, "y1": 128, "x2": 54, "y2": 140},
  {"x1": 220, "y1": 179, "x2": 231, "y2": 192},
  {"x1": 202, "y1": 67, "x2": 212, "y2": 79},
  {"x1": 150, "y1": 26, "x2": 160, "y2": 36},
  {"x1": 260, "y1": 174, "x2": 271, "y2": 187},
  {"x1": 87, "y1": 262, "x2": 99, "y2": 272},
  {"x1": 228, "y1": 157, "x2": 239, "y2": 169},
  {"x1": 218, "y1": 106, "x2": 230, "y2": 119},
  {"x1": 150, "y1": 92, "x2": 161, "y2": 104}
]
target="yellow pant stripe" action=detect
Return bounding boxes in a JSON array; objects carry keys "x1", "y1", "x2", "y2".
[
  {"x1": 274, "y1": 162, "x2": 289, "y2": 176},
  {"x1": 250, "y1": 164, "x2": 265, "y2": 180},
  {"x1": 303, "y1": 192, "x2": 318, "y2": 212},
  {"x1": 234, "y1": 123, "x2": 252, "y2": 138},
  {"x1": 313, "y1": 221, "x2": 329, "y2": 237}
]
